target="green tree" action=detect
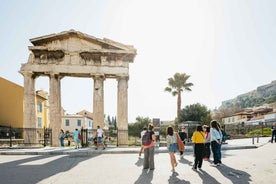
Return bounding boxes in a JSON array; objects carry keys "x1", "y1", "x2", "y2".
[
  {"x1": 179, "y1": 103, "x2": 211, "y2": 125},
  {"x1": 128, "y1": 116, "x2": 152, "y2": 137},
  {"x1": 165, "y1": 73, "x2": 193, "y2": 125}
]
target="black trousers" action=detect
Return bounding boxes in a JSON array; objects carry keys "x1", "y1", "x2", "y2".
[
  {"x1": 211, "y1": 141, "x2": 220, "y2": 164},
  {"x1": 194, "y1": 143, "x2": 204, "y2": 169},
  {"x1": 272, "y1": 130, "x2": 276, "y2": 143},
  {"x1": 204, "y1": 142, "x2": 211, "y2": 159}
]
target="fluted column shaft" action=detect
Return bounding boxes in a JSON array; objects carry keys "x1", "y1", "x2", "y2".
[
  {"x1": 49, "y1": 74, "x2": 62, "y2": 147},
  {"x1": 93, "y1": 75, "x2": 105, "y2": 129},
  {"x1": 117, "y1": 76, "x2": 129, "y2": 146}
]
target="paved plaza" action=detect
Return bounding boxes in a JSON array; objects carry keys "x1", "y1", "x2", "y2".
[{"x1": 0, "y1": 137, "x2": 275, "y2": 184}]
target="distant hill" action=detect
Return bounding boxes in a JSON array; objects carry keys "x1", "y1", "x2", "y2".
[{"x1": 220, "y1": 81, "x2": 276, "y2": 109}]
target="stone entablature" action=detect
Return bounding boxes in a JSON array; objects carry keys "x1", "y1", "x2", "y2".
[
  {"x1": 21, "y1": 30, "x2": 136, "y2": 79},
  {"x1": 19, "y1": 30, "x2": 136, "y2": 146}
]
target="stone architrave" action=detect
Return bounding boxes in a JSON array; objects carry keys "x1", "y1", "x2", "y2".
[{"x1": 19, "y1": 30, "x2": 136, "y2": 146}]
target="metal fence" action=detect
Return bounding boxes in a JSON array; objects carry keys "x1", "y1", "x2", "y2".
[
  {"x1": 79, "y1": 128, "x2": 127, "y2": 147},
  {"x1": 0, "y1": 127, "x2": 52, "y2": 147},
  {"x1": 0, "y1": 127, "x2": 130, "y2": 148},
  {"x1": 224, "y1": 122, "x2": 273, "y2": 137}
]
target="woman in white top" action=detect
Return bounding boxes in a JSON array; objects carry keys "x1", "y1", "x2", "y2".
[
  {"x1": 210, "y1": 120, "x2": 222, "y2": 166},
  {"x1": 166, "y1": 126, "x2": 178, "y2": 172}
]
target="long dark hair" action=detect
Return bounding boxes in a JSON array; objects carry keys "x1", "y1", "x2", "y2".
[
  {"x1": 196, "y1": 125, "x2": 203, "y2": 132},
  {"x1": 210, "y1": 120, "x2": 219, "y2": 131},
  {"x1": 167, "y1": 126, "x2": 174, "y2": 136}
]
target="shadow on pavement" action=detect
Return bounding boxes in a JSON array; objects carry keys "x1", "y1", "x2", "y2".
[
  {"x1": 216, "y1": 164, "x2": 252, "y2": 184},
  {"x1": 135, "y1": 157, "x2": 143, "y2": 167},
  {"x1": 134, "y1": 169, "x2": 153, "y2": 184},
  {"x1": 179, "y1": 157, "x2": 193, "y2": 166},
  {"x1": 197, "y1": 169, "x2": 221, "y2": 184},
  {"x1": 0, "y1": 155, "x2": 93, "y2": 184},
  {"x1": 168, "y1": 171, "x2": 190, "y2": 184}
]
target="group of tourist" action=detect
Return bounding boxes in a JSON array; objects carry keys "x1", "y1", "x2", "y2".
[
  {"x1": 58, "y1": 125, "x2": 106, "y2": 150},
  {"x1": 58, "y1": 128, "x2": 83, "y2": 149},
  {"x1": 140, "y1": 120, "x2": 224, "y2": 172}
]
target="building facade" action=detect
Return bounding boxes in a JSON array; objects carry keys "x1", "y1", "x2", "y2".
[{"x1": 0, "y1": 77, "x2": 49, "y2": 129}]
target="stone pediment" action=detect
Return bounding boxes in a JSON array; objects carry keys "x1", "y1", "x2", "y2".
[
  {"x1": 20, "y1": 30, "x2": 136, "y2": 78},
  {"x1": 30, "y1": 29, "x2": 136, "y2": 52},
  {"x1": 27, "y1": 29, "x2": 136, "y2": 64}
]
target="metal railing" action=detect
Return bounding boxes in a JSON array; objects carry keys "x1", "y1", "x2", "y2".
[{"x1": 0, "y1": 126, "x2": 52, "y2": 148}]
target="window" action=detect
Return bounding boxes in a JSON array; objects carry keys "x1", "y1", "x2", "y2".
[
  {"x1": 37, "y1": 102, "x2": 43, "y2": 112},
  {"x1": 65, "y1": 119, "x2": 70, "y2": 126},
  {"x1": 88, "y1": 120, "x2": 92, "y2": 127},
  {"x1": 37, "y1": 117, "x2": 42, "y2": 128},
  {"x1": 77, "y1": 119, "x2": 81, "y2": 126}
]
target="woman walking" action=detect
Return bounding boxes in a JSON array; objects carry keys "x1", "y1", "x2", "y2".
[
  {"x1": 166, "y1": 126, "x2": 178, "y2": 172},
  {"x1": 191, "y1": 125, "x2": 205, "y2": 170}
]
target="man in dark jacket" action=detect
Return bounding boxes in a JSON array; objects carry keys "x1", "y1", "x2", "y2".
[{"x1": 178, "y1": 126, "x2": 187, "y2": 158}]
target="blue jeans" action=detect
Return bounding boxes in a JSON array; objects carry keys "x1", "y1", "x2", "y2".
[{"x1": 60, "y1": 137, "x2": 64, "y2": 147}]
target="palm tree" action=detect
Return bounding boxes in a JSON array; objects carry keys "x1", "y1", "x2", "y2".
[{"x1": 165, "y1": 73, "x2": 193, "y2": 125}]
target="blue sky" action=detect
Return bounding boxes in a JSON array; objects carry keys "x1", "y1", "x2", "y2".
[{"x1": 1, "y1": 0, "x2": 276, "y2": 122}]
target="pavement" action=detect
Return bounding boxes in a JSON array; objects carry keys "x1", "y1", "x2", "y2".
[
  {"x1": 0, "y1": 137, "x2": 275, "y2": 184},
  {"x1": 0, "y1": 137, "x2": 271, "y2": 156}
]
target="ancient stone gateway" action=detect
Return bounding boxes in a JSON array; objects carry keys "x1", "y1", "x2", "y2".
[{"x1": 19, "y1": 30, "x2": 136, "y2": 147}]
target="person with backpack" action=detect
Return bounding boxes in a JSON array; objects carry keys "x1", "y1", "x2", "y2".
[
  {"x1": 178, "y1": 126, "x2": 187, "y2": 159},
  {"x1": 139, "y1": 127, "x2": 147, "y2": 158},
  {"x1": 166, "y1": 126, "x2": 178, "y2": 172},
  {"x1": 142, "y1": 124, "x2": 156, "y2": 170}
]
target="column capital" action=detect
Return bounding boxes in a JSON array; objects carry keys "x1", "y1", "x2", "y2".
[
  {"x1": 20, "y1": 71, "x2": 36, "y2": 78},
  {"x1": 92, "y1": 74, "x2": 105, "y2": 80},
  {"x1": 117, "y1": 75, "x2": 129, "y2": 81}
]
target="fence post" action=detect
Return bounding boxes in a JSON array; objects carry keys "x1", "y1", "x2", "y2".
[
  {"x1": 43, "y1": 127, "x2": 46, "y2": 147},
  {"x1": 9, "y1": 126, "x2": 12, "y2": 148},
  {"x1": 117, "y1": 129, "x2": 119, "y2": 147}
]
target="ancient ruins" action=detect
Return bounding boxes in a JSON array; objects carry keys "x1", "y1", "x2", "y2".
[{"x1": 19, "y1": 30, "x2": 136, "y2": 146}]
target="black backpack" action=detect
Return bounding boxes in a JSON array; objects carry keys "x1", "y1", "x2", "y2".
[{"x1": 142, "y1": 131, "x2": 151, "y2": 146}]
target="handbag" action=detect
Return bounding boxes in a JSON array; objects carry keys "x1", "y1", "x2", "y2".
[{"x1": 177, "y1": 133, "x2": 185, "y2": 152}]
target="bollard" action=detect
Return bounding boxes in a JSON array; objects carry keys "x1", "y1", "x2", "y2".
[
  {"x1": 257, "y1": 134, "x2": 259, "y2": 143},
  {"x1": 252, "y1": 134, "x2": 255, "y2": 144}
]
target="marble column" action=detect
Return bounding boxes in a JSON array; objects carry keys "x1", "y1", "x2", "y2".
[
  {"x1": 22, "y1": 71, "x2": 37, "y2": 144},
  {"x1": 93, "y1": 75, "x2": 105, "y2": 129},
  {"x1": 117, "y1": 76, "x2": 129, "y2": 146},
  {"x1": 49, "y1": 74, "x2": 62, "y2": 147}
]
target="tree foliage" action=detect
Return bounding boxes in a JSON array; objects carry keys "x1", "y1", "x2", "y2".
[
  {"x1": 164, "y1": 72, "x2": 193, "y2": 124},
  {"x1": 128, "y1": 116, "x2": 152, "y2": 137},
  {"x1": 179, "y1": 103, "x2": 211, "y2": 125}
]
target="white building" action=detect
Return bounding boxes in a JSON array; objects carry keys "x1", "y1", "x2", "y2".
[{"x1": 61, "y1": 110, "x2": 93, "y2": 133}]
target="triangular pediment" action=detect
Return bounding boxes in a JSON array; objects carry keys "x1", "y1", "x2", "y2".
[{"x1": 29, "y1": 29, "x2": 135, "y2": 52}]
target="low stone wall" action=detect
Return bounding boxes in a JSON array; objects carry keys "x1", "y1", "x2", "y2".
[{"x1": 0, "y1": 139, "x2": 24, "y2": 146}]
